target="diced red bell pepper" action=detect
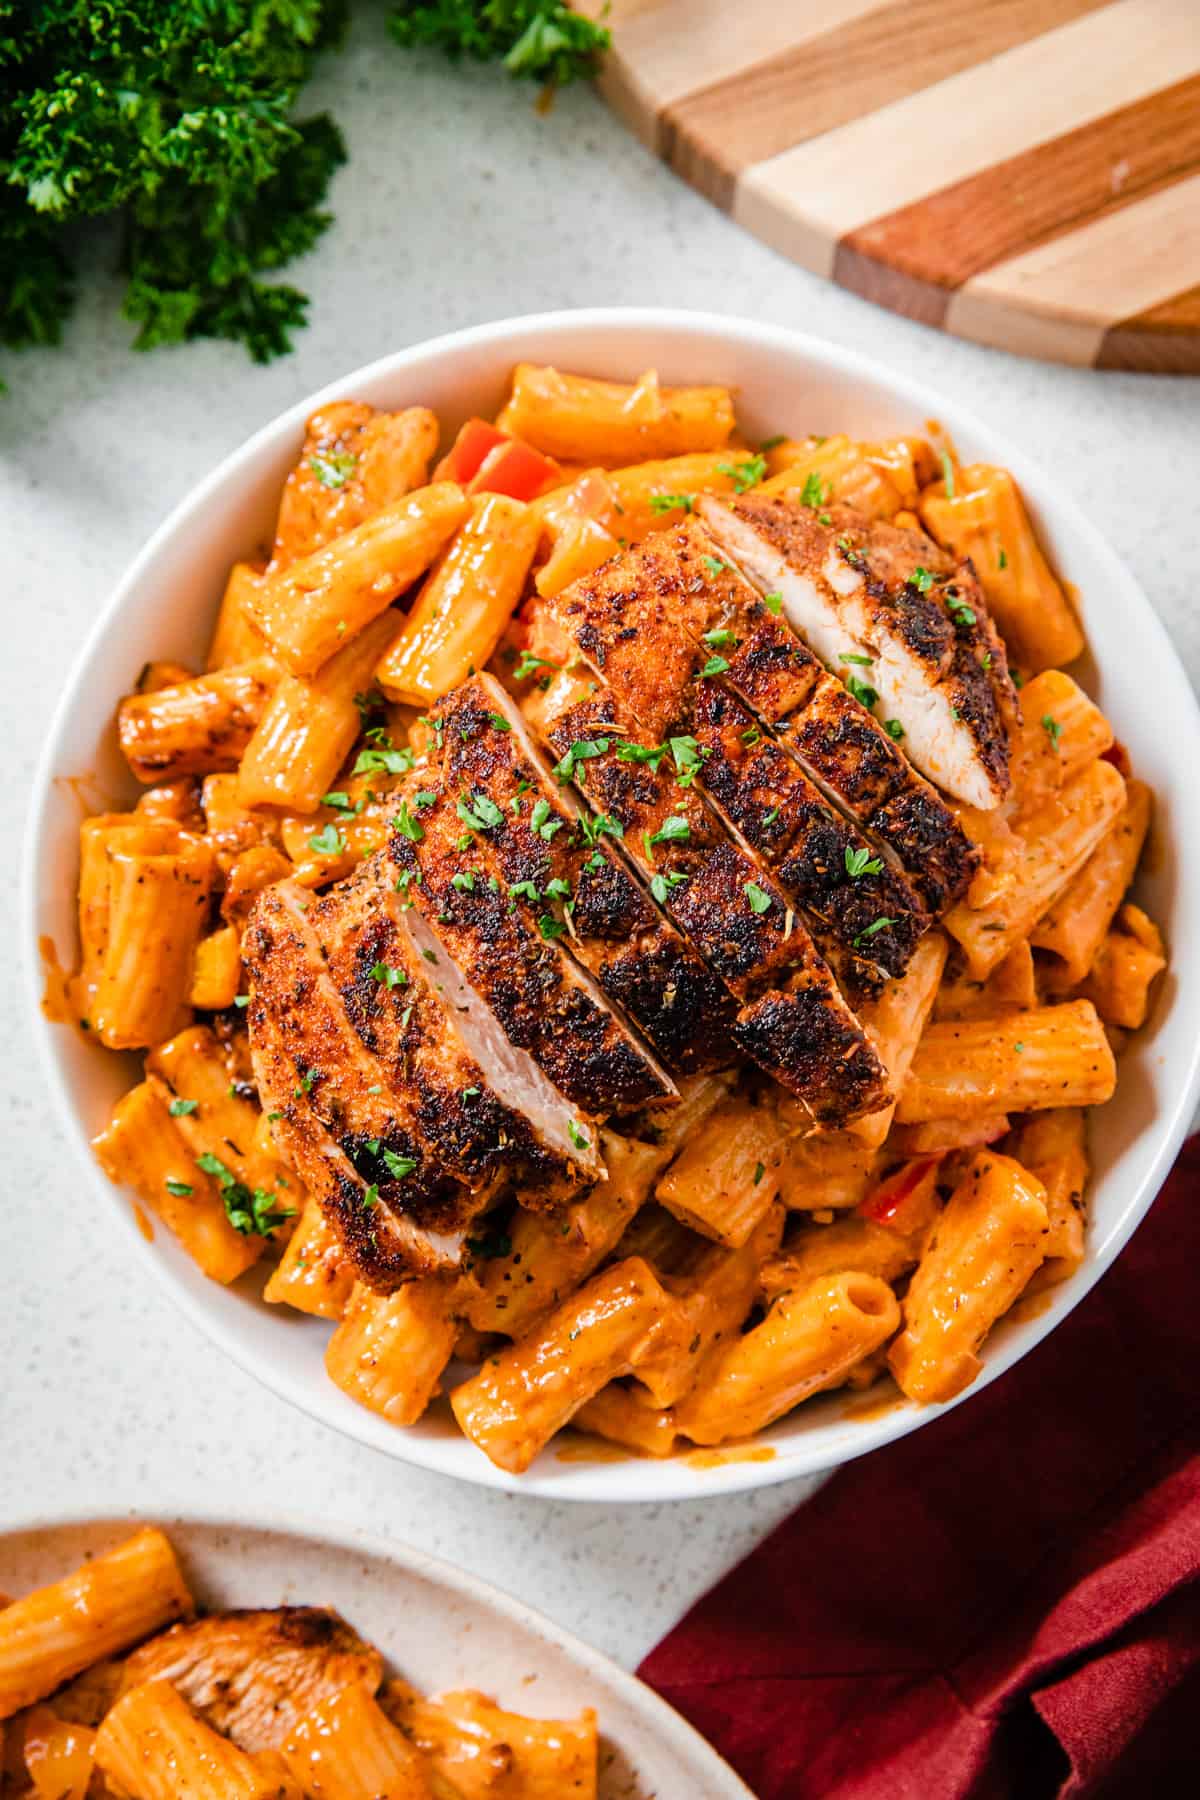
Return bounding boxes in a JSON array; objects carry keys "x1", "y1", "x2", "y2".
[
  {"x1": 469, "y1": 438, "x2": 560, "y2": 503},
  {"x1": 858, "y1": 1157, "x2": 940, "y2": 1233},
  {"x1": 437, "y1": 418, "x2": 510, "y2": 486}
]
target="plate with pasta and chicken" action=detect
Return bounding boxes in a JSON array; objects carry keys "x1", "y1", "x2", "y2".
[
  {"x1": 25, "y1": 312, "x2": 1200, "y2": 1498},
  {"x1": 0, "y1": 1514, "x2": 749, "y2": 1795}
]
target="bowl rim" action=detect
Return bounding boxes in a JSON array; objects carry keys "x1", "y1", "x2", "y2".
[
  {"x1": 22, "y1": 305, "x2": 1200, "y2": 1502},
  {"x1": 0, "y1": 1503, "x2": 753, "y2": 1795}
]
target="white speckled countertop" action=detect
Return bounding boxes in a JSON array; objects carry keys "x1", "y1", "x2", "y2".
[{"x1": 3, "y1": 28, "x2": 1197, "y2": 1670}]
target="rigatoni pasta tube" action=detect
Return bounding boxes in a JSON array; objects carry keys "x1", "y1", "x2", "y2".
[
  {"x1": 944, "y1": 759, "x2": 1126, "y2": 978},
  {"x1": 283, "y1": 1680, "x2": 435, "y2": 1799},
  {"x1": 451, "y1": 1257, "x2": 675, "y2": 1474},
  {"x1": 760, "y1": 434, "x2": 901, "y2": 517},
  {"x1": 574, "y1": 1383, "x2": 680, "y2": 1458},
  {"x1": 1081, "y1": 922, "x2": 1167, "y2": 1030},
  {"x1": 118, "y1": 661, "x2": 278, "y2": 784},
  {"x1": 324, "y1": 1279, "x2": 461, "y2": 1426},
  {"x1": 888, "y1": 1151, "x2": 1049, "y2": 1403},
  {"x1": 676, "y1": 1272, "x2": 901, "y2": 1445},
  {"x1": 759, "y1": 1214, "x2": 924, "y2": 1306},
  {"x1": 188, "y1": 923, "x2": 242, "y2": 1010},
  {"x1": 375, "y1": 494, "x2": 540, "y2": 706},
  {"x1": 70, "y1": 812, "x2": 135, "y2": 1025},
  {"x1": 146, "y1": 1024, "x2": 290, "y2": 1198},
  {"x1": 604, "y1": 451, "x2": 741, "y2": 539},
  {"x1": 0, "y1": 1529, "x2": 191, "y2": 1718},
  {"x1": 1034, "y1": 780, "x2": 1152, "y2": 987},
  {"x1": 91, "y1": 824, "x2": 214, "y2": 1050},
  {"x1": 919, "y1": 464, "x2": 1083, "y2": 670},
  {"x1": 850, "y1": 933, "x2": 947, "y2": 1147},
  {"x1": 206, "y1": 561, "x2": 268, "y2": 669},
  {"x1": 382, "y1": 1683, "x2": 598, "y2": 1800},
  {"x1": 97, "y1": 1679, "x2": 295, "y2": 1800},
  {"x1": 655, "y1": 1092, "x2": 785, "y2": 1248},
  {"x1": 272, "y1": 403, "x2": 440, "y2": 569},
  {"x1": 244, "y1": 481, "x2": 468, "y2": 676},
  {"x1": 775, "y1": 1129, "x2": 877, "y2": 1212},
  {"x1": 92, "y1": 1082, "x2": 262, "y2": 1285},
  {"x1": 1010, "y1": 1109, "x2": 1088, "y2": 1289},
  {"x1": 633, "y1": 1204, "x2": 785, "y2": 1408},
  {"x1": 264, "y1": 1198, "x2": 354, "y2": 1319},
  {"x1": 237, "y1": 609, "x2": 404, "y2": 812},
  {"x1": 18, "y1": 1705, "x2": 97, "y2": 1799},
  {"x1": 497, "y1": 364, "x2": 734, "y2": 463},
  {"x1": 896, "y1": 1000, "x2": 1116, "y2": 1124}
]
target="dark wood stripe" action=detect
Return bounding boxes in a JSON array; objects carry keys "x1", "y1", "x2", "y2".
[
  {"x1": 839, "y1": 75, "x2": 1200, "y2": 297},
  {"x1": 658, "y1": 0, "x2": 1109, "y2": 205},
  {"x1": 1097, "y1": 285, "x2": 1200, "y2": 372}
]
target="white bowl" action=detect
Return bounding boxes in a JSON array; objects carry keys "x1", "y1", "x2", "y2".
[
  {"x1": 0, "y1": 1509, "x2": 751, "y2": 1797},
  {"x1": 23, "y1": 309, "x2": 1200, "y2": 1502}
]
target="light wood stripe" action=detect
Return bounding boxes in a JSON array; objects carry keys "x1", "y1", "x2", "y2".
[
  {"x1": 1099, "y1": 285, "x2": 1200, "y2": 372},
  {"x1": 837, "y1": 75, "x2": 1200, "y2": 323},
  {"x1": 734, "y1": 0, "x2": 1195, "y2": 281},
  {"x1": 658, "y1": 0, "x2": 1110, "y2": 206},
  {"x1": 947, "y1": 172, "x2": 1200, "y2": 362}
]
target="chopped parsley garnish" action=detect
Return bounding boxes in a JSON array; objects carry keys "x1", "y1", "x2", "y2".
[
  {"x1": 947, "y1": 597, "x2": 977, "y2": 627},
  {"x1": 462, "y1": 1086, "x2": 480, "y2": 1099},
  {"x1": 553, "y1": 737, "x2": 610, "y2": 782},
  {"x1": 320, "y1": 790, "x2": 352, "y2": 811},
  {"x1": 845, "y1": 673, "x2": 879, "y2": 710},
  {"x1": 702, "y1": 556, "x2": 728, "y2": 577},
  {"x1": 762, "y1": 592, "x2": 783, "y2": 616},
  {"x1": 371, "y1": 961, "x2": 407, "y2": 988},
  {"x1": 853, "y1": 917, "x2": 896, "y2": 947},
  {"x1": 487, "y1": 712, "x2": 512, "y2": 732},
  {"x1": 910, "y1": 566, "x2": 935, "y2": 593},
  {"x1": 752, "y1": 1161, "x2": 765, "y2": 1185},
  {"x1": 844, "y1": 845, "x2": 884, "y2": 880},
  {"x1": 545, "y1": 876, "x2": 572, "y2": 900},
  {"x1": 196, "y1": 1152, "x2": 294, "y2": 1238},
  {"x1": 760, "y1": 435, "x2": 786, "y2": 451},
  {"x1": 168, "y1": 1097, "x2": 198, "y2": 1117},
  {"x1": 1041, "y1": 714, "x2": 1063, "y2": 751},
  {"x1": 718, "y1": 454, "x2": 767, "y2": 493},
  {"x1": 884, "y1": 719, "x2": 905, "y2": 741},
  {"x1": 1012, "y1": 669, "x2": 1025, "y2": 689},
  {"x1": 234, "y1": 995, "x2": 249, "y2": 1009},
  {"x1": 310, "y1": 451, "x2": 357, "y2": 489},
  {"x1": 509, "y1": 879, "x2": 540, "y2": 903},
  {"x1": 514, "y1": 651, "x2": 560, "y2": 682},
  {"x1": 741, "y1": 725, "x2": 762, "y2": 747},
  {"x1": 567, "y1": 1120, "x2": 590, "y2": 1152},
  {"x1": 800, "y1": 471, "x2": 831, "y2": 508},
  {"x1": 616, "y1": 740, "x2": 669, "y2": 772},
  {"x1": 165, "y1": 1178, "x2": 193, "y2": 1197},
  {"x1": 702, "y1": 627, "x2": 737, "y2": 647},
  {"x1": 361, "y1": 1184, "x2": 379, "y2": 1212},
  {"x1": 670, "y1": 735, "x2": 708, "y2": 787},
  {"x1": 998, "y1": 548, "x2": 1009, "y2": 570},
  {"x1": 537, "y1": 912, "x2": 566, "y2": 940},
  {"x1": 1014, "y1": 1041, "x2": 1025, "y2": 1053},
  {"x1": 381, "y1": 1149, "x2": 417, "y2": 1180},
  {"x1": 578, "y1": 810, "x2": 624, "y2": 845},
  {"x1": 839, "y1": 652, "x2": 873, "y2": 666},
  {"x1": 649, "y1": 492, "x2": 696, "y2": 515},
  {"x1": 744, "y1": 882, "x2": 771, "y2": 915},
  {"x1": 650, "y1": 870, "x2": 687, "y2": 904},
  {"x1": 529, "y1": 797, "x2": 563, "y2": 840},
  {"x1": 451, "y1": 870, "x2": 476, "y2": 892},
  {"x1": 307, "y1": 822, "x2": 345, "y2": 856},
  {"x1": 648, "y1": 815, "x2": 690, "y2": 849},
  {"x1": 392, "y1": 801, "x2": 426, "y2": 843},
  {"x1": 353, "y1": 738, "x2": 414, "y2": 777},
  {"x1": 762, "y1": 806, "x2": 780, "y2": 826},
  {"x1": 414, "y1": 790, "x2": 436, "y2": 809},
  {"x1": 457, "y1": 792, "x2": 504, "y2": 831},
  {"x1": 702, "y1": 654, "x2": 730, "y2": 677},
  {"x1": 940, "y1": 451, "x2": 956, "y2": 497}
]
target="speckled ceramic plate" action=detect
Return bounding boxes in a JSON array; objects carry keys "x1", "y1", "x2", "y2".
[{"x1": 0, "y1": 1510, "x2": 751, "y2": 1798}]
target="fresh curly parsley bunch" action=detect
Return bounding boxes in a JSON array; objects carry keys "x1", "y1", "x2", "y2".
[{"x1": 1, "y1": 1, "x2": 608, "y2": 370}]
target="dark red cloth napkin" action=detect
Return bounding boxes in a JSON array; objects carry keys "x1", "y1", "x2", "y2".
[{"x1": 639, "y1": 1138, "x2": 1200, "y2": 1798}]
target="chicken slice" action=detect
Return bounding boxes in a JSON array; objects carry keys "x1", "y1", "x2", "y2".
[
  {"x1": 387, "y1": 782, "x2": 678, "y2": 1117},
  {"x1": 549, "y1": 528, "x2": 933, "y2": 992},
  {"x1": 436, "y1": 673, "x2": 738, "y2": 1073},
  {"x1": 701, "y1": 495, "x2": 1017, "y2": 810},
  {"x1": 585, "y1": 516, "x2": 978, "y2": 916},
  {"x1": 120, "y1": 1608, "x2": 382, "y2": 1755},
  {"x1": 538, "y1": 673, "x2": 890, "y2": 1128}
]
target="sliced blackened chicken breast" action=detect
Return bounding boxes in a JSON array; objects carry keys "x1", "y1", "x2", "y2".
[
  {"x1": 121, "y1": 1608, "x2": 382, "y2": 1753},
  {"x1": 701, "y1": 495, "x2": 1017, "y2": 811},
  {"x1": 436, "y1": 673, "x2": 738, "y2": 1074},
  {"x1": 537, "y1": 671, "x2": 890, "y2": 1128},
  {"x1": 386, "y1": 781, "x2": 677, "y2": 1117},
  {"x1": 551, "y1": 525, "x2": 933, "y2": 993}
]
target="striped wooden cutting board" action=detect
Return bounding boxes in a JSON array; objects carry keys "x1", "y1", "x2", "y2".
[{"x1": 577, "y1": 0, "x2": 1200, "y2": 371}]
